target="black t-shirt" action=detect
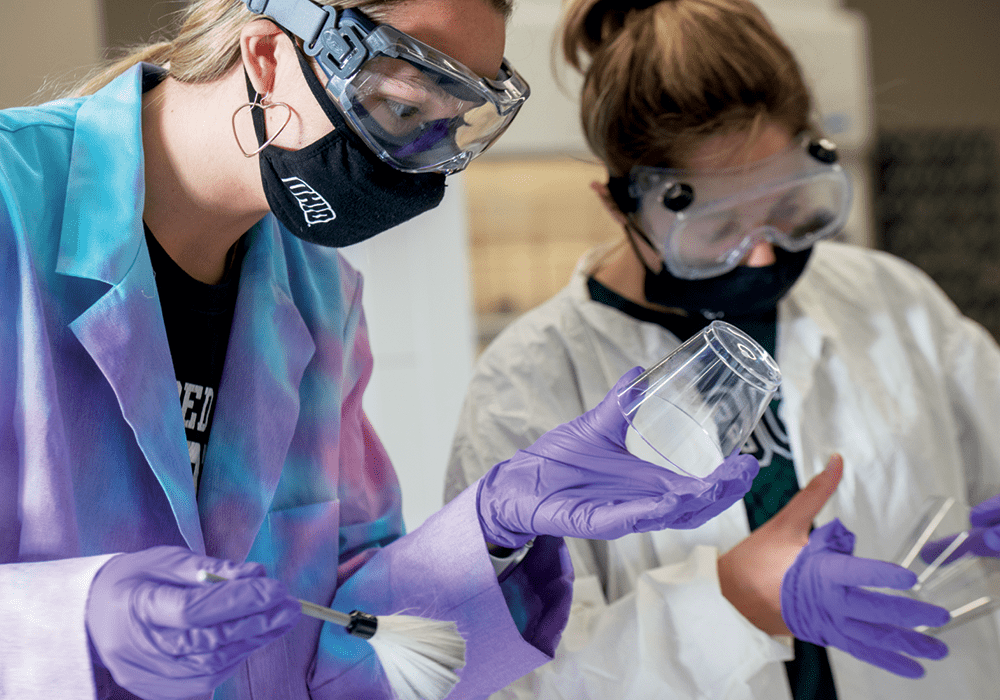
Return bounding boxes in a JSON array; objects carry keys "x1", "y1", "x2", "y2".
[
  {"x1": 587, "y1": 276, "x2": 838, "y2": 700},
  {"x1": 146, "y1": 225, "x2": 246, "y2": 491}
]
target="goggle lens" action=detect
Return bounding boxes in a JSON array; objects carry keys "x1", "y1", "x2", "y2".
[
  {"x1": 633, "y1": 142, "x2": 852, "y2": 278},
  {"x1": 327, "y1": 41, "x2": 524, "y2": 172}
]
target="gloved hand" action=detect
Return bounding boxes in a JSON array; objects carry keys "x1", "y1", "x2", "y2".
[
  {"x1": 719, "y1": 454, "x2": 844, "y2": 636},
  {"x1": 781, "y1": 520, "x2": 951, "y2": 678},
  {"x1": 971, "y1": 493, "x2": 1000, "y2": 526},
  {"x1": 969, "y1": 493, "x2": 1000, "y2": 554},
  {"x1": 920, "y1": 493, "x2": 1000, "y2": 564},
  {"x1": 86, "y1": 545, "x2": 301, "y2": 700},
  {"x1": 477, "y1": 367, "x2": 760, "y2": 549}
]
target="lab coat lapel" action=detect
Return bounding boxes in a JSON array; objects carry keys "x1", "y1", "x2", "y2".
[
  {"x1": 197, "y1": 221, "x2": 316, "y2": 563},
  {"x1": 775, "y1": 298, "x2": 827, "y2": 490},
  {"x1": 778, "y1": 245, "x2": 862, "y2": 493},
  {"x1": 777, "y1": 300, "x2": 825, "y2": 417},
  {"x1": 58, "y1": 63, "x2": 158, "y2": 285},
  {"x1": 60, "y1": 64, "x2": 205, "y2": 554},
  {"x1": 776, "y1": 243, "x2": 856, "y2": 409},
  {"x1": 69, "y1": 246, "x2": 205, "y2": 554}
]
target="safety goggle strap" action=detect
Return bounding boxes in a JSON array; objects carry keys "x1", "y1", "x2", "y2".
[
  {"x1": 245, "y1": 0, "x2": 373, "y2": 80},
  {"x1": 607, "y1": 175, "x2": 640, "y2": 214},
  {"x1": 246, "y1": 0, "x2": 327, "y2": 48}
]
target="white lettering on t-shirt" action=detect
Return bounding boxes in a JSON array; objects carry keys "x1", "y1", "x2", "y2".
[
  {"x1": 196, "y1": 387, "x2": 214, "y2": 432},
  {"x1": 181, "y1": 382, "x2": 203, "y2": 430},
  {"x1": 177, "y1": 381, "x2": 217, "y2": 484}
]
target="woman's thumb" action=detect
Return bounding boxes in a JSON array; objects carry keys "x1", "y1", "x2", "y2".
[{"x1": 772, "y1": 453, "x2": 843, "y2": 533}]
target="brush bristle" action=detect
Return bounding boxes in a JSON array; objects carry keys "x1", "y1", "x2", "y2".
[{"x1": 368, "y1": 614, "x2": 467, "y2": 700}]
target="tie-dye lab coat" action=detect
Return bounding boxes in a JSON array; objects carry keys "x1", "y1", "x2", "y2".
[{"x1": 0, "y1": 64, "x2": 571, "y2": 700}]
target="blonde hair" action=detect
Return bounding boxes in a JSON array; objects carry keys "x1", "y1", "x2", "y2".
[
  {"x1": 71, "y1": 0, "x2": 514, "y2": 96},
  {"x1": 560, "y1": 0, "x2": 813, "y2": 176}
]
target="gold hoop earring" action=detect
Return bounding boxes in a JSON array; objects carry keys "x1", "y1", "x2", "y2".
[{"x1": 231, "y1": 91, "x2": 292, "y2": 158}]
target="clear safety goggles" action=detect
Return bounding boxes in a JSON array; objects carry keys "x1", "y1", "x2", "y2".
[
  {"x1": 244, "y1": 0, "x2": 530, "y2": 174},
  {"x1": 612, "y1": 136, "x2": 853, "y2": 279}
]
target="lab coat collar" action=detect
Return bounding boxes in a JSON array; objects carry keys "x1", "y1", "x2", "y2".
[
  {"x1": 61, "y1": 63, "x2": 207, "y2": 551},
  {"x1": 779, "y1": 241, "x2": 868, "y2": 385},
  {"x1": 57, "y1": 63, "x2": 155, "y2": 285},
  {"x1": 61, "y1": 63, "x2": 316, "y2": 558},
  {"x1": 773, "y1": 242, "x2": 869, "y2": 494},
  {"x1": 567, "y1": 242, "x2": 687, "y2": 349}
]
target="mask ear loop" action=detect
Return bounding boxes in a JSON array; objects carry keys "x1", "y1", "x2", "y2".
[
  {"x1": 232, "y1": 72, "x2": 292, "y2": 157},
  {"x1": 622, "y1": 217, "x2": 669, "y2": 277}
]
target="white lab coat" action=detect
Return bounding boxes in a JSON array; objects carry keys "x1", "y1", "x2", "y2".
[{"x1": 446, "y1": 240, "x2": 1000, "y2": 699}]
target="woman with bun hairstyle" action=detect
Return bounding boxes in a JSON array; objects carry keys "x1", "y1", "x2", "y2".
[
  {"x1": 0, "y1": 0, "x2": 763, "y2": 697},
  {"x1": 446, "y1": 0, "x2": 1000, "y2": 697}
]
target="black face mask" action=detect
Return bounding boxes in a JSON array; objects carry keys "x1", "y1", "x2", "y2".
[
  {"x1": 643, "y1": 246, "x2": 814, "y2": 319},
  {"x1": 248, "y1": 50, "x2": 446, "y2": 248}
]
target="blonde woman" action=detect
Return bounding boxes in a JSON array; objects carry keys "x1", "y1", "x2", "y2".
[
  {"x1": 446, "y1": 0, "x2": 1000, "y2": 698},
  {"x1": 0, "y1": 0, "x2": 766, "y2": 697}
]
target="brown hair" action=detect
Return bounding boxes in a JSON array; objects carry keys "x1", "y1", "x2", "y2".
[
  {"x1": 70, "y1": 0, "x2": 514, "y2": 96},
  {"x1": 560, "y1": 0, "x2": 813, "y2": 176}
]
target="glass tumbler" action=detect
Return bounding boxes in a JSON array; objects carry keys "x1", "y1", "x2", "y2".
[{"x1": 617, "y1": 320, "x2": 781, "y2": 479}]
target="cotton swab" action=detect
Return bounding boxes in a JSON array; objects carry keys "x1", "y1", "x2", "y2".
[{"x1": 198, "y1": 570, "x2": 466, "y2": 700}]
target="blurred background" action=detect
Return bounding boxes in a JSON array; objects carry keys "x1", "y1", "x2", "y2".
[{"x1": 4, "y1": 0, "x2": 997, "y2": 528}]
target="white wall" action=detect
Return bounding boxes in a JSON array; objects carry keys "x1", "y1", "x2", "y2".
[{"x1": 338, "y1": 177, "x2": 477, "y2": 530}]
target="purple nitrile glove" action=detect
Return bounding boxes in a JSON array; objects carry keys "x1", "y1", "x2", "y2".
[
  {"x1": 969, "y1": 493, "x2": 1000, "y2": 554},
  {"x1": 970, "y1": 492, "x2": 1000, "y2": 529},
  {"x1": 477, "y1": 367, "x2": 761, "y2": 549},
  {"x1": 86, "y1": 545, "x2": 301, "y2": 700},
  {"x1": 919, "y1": 493, "x2": 1000, "y2": 565},
  {"x1": 781, "y1": 519, "x2": 951, "y2": 679}
]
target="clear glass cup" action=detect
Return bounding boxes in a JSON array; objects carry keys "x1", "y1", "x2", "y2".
[
  {"x1": 891, "y1": 496, "x2": 1000, "y2": 634},
  {"x1": 617, "y1": 320, "x2": 781, "y2": 479}
]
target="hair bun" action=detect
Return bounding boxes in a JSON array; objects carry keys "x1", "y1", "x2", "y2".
[
  {"x1": 583, "y1": 0, "x2": 664, "y2": 44},
  {"x1": 563, "y1": 0, "x2": 669, "y2": 71}
]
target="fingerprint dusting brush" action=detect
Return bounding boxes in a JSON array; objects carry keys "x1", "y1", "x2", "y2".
[{"x1": 197, "y1": 570, "x2": 466, "y2": 700}]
